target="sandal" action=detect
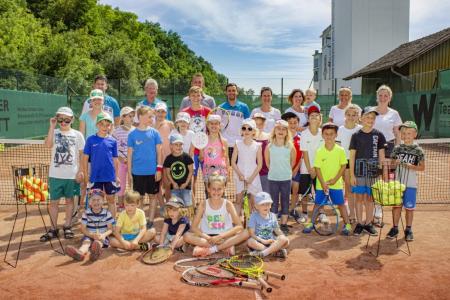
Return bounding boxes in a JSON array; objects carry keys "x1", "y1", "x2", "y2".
[
  {"x1": 66, "y1": 246, "x2": 85, "y2": 261},
  {"x1": 63, "y1": 226, "x2": 75, "y2": 239},
  {"x1": 89, "y1": 240, "x2": 103, "y2": 262},
  {"x1": 40, "y1": 229, "x2": 59, "y2": 242}
]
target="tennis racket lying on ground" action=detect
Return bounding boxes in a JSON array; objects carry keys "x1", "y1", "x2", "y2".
[
  {"x1": 181, "y1": 266, "x2": 261, "y2": 289},
  {"x1": 208, "y1": 107, "x2": 231, "y2": 131},
  {"x1": 311, "y1": 192, "x2": 339, "y2": 236},
  {"x1": 141, "y1": 246, "x2": 172, "y2": 265},
  {"x1": 173, "y1": 256, "x2": 226, "y2": 272}
]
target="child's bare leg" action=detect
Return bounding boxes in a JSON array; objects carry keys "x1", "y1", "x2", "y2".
[
  {"x1": 109, "y1": 237, "x2": 127, "y2": 249},
  {"x1": 79, "y1": 240, "x2": 92, "y2": 255},
  {"x1": 338, "y1": 204, "x2": 350, "y2": 224},
  {"x1": 365, "y1": 195, "x2": 374, "y2": 225},
  {"x1": 392, "y1": 206, "x2": 402, "y2": 226},
  {"x1": 249, "y1": 194, "x2": 255, "y2": 212},
  {"x1": 140, "y1": 228, "x2": 157, "y2": 243},
  {"x1": 48, "y1": 200, "x2": 60, "y2": 230},
  {"x1": 148, "y1": 194, "x2": 157, "y2": 222},
  {"x1": 247, "y1": 237, "x2": 268, "y2": 251},
  {"x1": 139, "y1": 195, "x2": 144, "y2": 210},
  {"x1": 172, "y1": 236, "x2": 185, "y2": 248},
  {"x1": 64, "y1": 198, "x2": 74, "y2": 227},
  {"x1": 183, "y1": 232, "x2": 211, "y2": 248},
  {"x1": 355, "y1": 194, "x2": 364, "y2": 224},
  {"x1": 235, "y1": 192, "x2": 243, "y2": 216},
  {"x1": 106, "y1": 194, "x2": 117, "y2": 218},
  {"x1": 216, "y1": 230, "x2": 249, "y2": 251},
  {"x1": 262, "y1": 235, "x2": 289, "y2": 256},
  {"x1": 405, "y1": 209, "x2": 413, "y2": 227},
  {"x1": 290, "y1": 182, "x2": 299, "y2": 212},
  {"x1": 344, "y1": 170, "x2": 355, "y2": 220}
]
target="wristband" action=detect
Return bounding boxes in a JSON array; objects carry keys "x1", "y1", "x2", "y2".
[{"x1": 157, "y1": 166, "x2": 163, "y2": 172}]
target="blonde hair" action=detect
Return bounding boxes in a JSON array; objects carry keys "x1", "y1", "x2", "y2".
[
  {"x1": 305, "y1": 87, "x2": 317, "y2": 96},
  {"x1": 269, "y1": 126, "x2": 293, "y2": 148},
  {"x1": 344, "y1": 104, "x2": 361, "y2": 115},
  {"x1": 376, "y1": 85, "x2": 393, "y2": 98},
  {"x1": 124, "y1": 191, "x2": 140, "y2": 204},
  {"x1": 163, "y1": 205, "x2": 188, "y2": 219},
  {"x1": 137, "y1": 106, "x2": 153, "y2": 118},
  {"x1": 189, "y1": 86, "x2": 203, "y2": 95},
  {"x1": 144, "y1": 78, "x2": 158, "y2": 90},
  {"x1": 339, "y1": 87, "x2": 352, "y2": 97},
  {"x1": 207, "y1": 173, "x2": 227, "y2": 187}
]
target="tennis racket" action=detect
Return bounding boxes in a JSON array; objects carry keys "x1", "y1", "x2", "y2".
[
  {"x1": 311, "y1": 192, "x2": 339, "y2": 236},
  {"x1": 242, "y1": 189, "x2": 250, "y2": 228},
  {"x1": 173, "y1": 256, "x2": 226, "y2": 272},
  {"x1": 208, "y1": 107, "x2": 231, "y2": 131},
  {"x1": 141, "y1": 246, "x2": 172, "y2": 265},
  {"x1": 181, "y1": 267, "x2": 260, "y2": 289}
]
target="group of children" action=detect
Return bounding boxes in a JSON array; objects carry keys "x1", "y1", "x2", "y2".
[{"x1": 42, "y1": 83, "x2": 425, "y2": 262}]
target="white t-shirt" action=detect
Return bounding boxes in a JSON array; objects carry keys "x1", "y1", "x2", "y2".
[
  {"x1": 170, "y1": 129, "x2": 194, "y2": 154},
  {"x1": 251, "y1": 107, "x2": 281, "y2": 133},
  {"x1": 299, "y1": 128, "x2": 324, "y2": 174},
  {"x1": 329, "y1": 105, "x2": 346, "y2": 127},
  {"x1": 336, "y1": 124, "x2": 362, "y2": 158},
  {"x1": 285, "y1": 107, "x2": 308, "y2": 127},
  {"x1": 49, "y1": 129, "x2": 85, "y2": 179},
  {"x1": 374, "y1": 108, "x2": 402, "y2": 141}
]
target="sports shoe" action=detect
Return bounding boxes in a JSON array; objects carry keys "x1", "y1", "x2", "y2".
[
  {"x1": 65, "y1": 246, "x2": 85, "y2": 261},
  {"x1": 302, "y1": 222, "x2": 313, "y2": 234},
  {"x1": 296, "y1": 213, "x2": 308, "y2": 224},
  {"x1": 353, "y1": 223, "x2": 364, "y2": 236},
  {"x1": 273, "y1": 249, "x2": 288, "y2": 259},
  {"x1": 318, "y1": 213, "x2": 329, "y2": 224},
  {"x1": 386, "y1": 227, "x2": 399, "y2": 239},
  {"x1": 364, "y1": 223, "x2": 378, "y2": 236},
  {"x1": 373, "y1": 217, "x2": 384, "y2": 228},
  {"x1": 193, "y1": 246, "x2": 211, "y2": 257},
  {"x1": 404, "y1": 229, "x2": 414, "y2": 241},
  {"x1": 341, "y1": 223, "x2": 352, "y2": 236},
  {"x1": 249, "y1": 250, "x2": 264, "y2": 258},
  {"x1": 289, "y1": 209, "x2": 299, "y2": 219},
  {"x1": 89, "y1": 240, "x2": 103, "y2": 261},
  {"x1": 280, "y1": 224, "x2": 290, "y2": 235}
]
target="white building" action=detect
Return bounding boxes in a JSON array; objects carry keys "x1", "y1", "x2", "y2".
[{"x1": 313, "y1": 0, "x2": 410, "y2": 95}]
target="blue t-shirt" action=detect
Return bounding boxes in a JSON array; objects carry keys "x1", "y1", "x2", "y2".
[
  {"x1": 219, "y1": 100, "x2": 250, "y2": 118},
  {"x1": 83, "y1": 134, "x2": 118, "y2": 182},
  {"x1": 82, "y1": 95, "x2": 121, "y2": 119},
  {"x1": 127, "y1": 127, "x2": 162, "y2": 175},
  {"x1": 219, "y1": 100, "x2": 250, "y2": 146},
  {"x1": 137, "y1": 98, "x2": 171, "y2": 120},
  {"x1": 248, "y1": 211, "x2": 279, "y2": 240},
  {"x1": 164, "y1": 216, "x2": 190, "y2": 235},
  {"x1": 79, "y1": 112, "x2": 98, "y2": 138}
]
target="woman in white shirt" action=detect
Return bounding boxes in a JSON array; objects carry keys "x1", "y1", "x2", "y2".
[
  {"x1": 250, "y1": 87, "x2": 281, "y2": 133},
  {"x1": 284, "y1": 89, "x2": 308, "y2": 131},
  {"x1": 329, "y1": 87, "x2": 352, "y2": 127}
]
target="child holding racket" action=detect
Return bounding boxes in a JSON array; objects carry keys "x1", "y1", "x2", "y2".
[
  {"x1": 336, "y1": 104, "x2": 362, "y2": 224},
  {"x1": 82, "y1": 112, "x2": 119, "y2": 218},
  {"x1": 248, "y1": 192, "x2": 289, "y2": 258},
  {"x1": 159, "y1": 196, "x2": 190, "y2": 252},
  {"x1": 303, "y1": 123, "x2": 352, "y2": 235},
  {"x1": 110, "y1": 191, "x2": 157, "y2": 251},
  {"x1": 349, "y1": 107, "x2": 386, "y2": 236},
  {"x1": 201, "y1": 114, "x2": 229, "y2": 182},
  {"x1": 112, "y1": 106, "x2": 135, "y2": 210},
  {"x1": 184, "y1": 174, "x2": 249, "y2": 257},
  {"x1": 163, "y1": 133, "x2": 194, "y2": 216},
  {"x1": 127, "y1": 106, "x2": 162, "y2": 229},
  {"x1": 265, "y1": 119, "x2": 296, "y2": 235},
  {"x1": 65, "y1": 189, "x2": 114, "y2": 261},
  {"x1": 387, "y1": 121, "x2": 425, "y2": 241},
  {"x1": 231, "y1": 118, "x2": 263, "y2": 215}
]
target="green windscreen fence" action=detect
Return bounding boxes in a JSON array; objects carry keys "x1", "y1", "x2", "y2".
[{"x1": 0, "y1": 89, "x2": 67, "y2": 139}]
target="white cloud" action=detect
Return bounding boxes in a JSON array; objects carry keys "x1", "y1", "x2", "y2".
[{"x1": 410, "y1": 0, "x2": 450, "y2": 39}]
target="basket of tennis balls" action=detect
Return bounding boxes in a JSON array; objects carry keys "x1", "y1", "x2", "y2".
[{"x1": 371, "y1": 179, "x2": 406, "y2": 206}]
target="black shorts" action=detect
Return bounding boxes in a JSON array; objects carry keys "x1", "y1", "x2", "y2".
[
  {"x1": 298, "y1": 174, "x2": 316, "y2": 195},
  {"x1": 132, "y1": 174, "x2": 159, "y2": 196},
  {"x1": 346, "y1": 159, "x2": 350, "y2": 169},
  {"x1": 228, "y1": 147, "x2": 234, "y2": 166}
]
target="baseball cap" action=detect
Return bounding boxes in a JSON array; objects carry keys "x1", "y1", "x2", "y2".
[
  {"x1": 252, "y1": 112, "x2": 267, "y2": 120},
  {"x1": 274, "y1": 119, "x2": 288, "y2": 128},
  {"x1": 90, "y1": 89, "x2": 104, "y2": 100},
  {"x1": 255, "y1": 192, "x2": 273, "y2": 205},
  {"x1": 176, "y1": 112, "x2": 191, "y2": 123},
  {"x1": 307, "y1": 105, "x2": 321, "y2": 116},
  {"x1": 362, "y1": 106, "x2": 379, "y2": 116},
  {"x1": 96, "y1": 112, "x2": 113, "y2": 124},
  {"x1": 154, "y1": 102, "x2": 167, "y2": 112},
  {"x1": 242, "y1": 118, "x2": 256, "y2": 129},
  {"x1": 56, "y1": 107, "x2": 74, "y2": 117},
  {"x1": 322, "y1": 122, "x2": 339, "y2": 132},
  {"x1": 399, "y1": 120, "x2": 418, "y2": 131},
  {"x1": 281, "y1": 112, "x2": 299, "y2": 121},
  {"x1": 206, "y1": 114, "x2": 221, "y2": 123},
  {"x1": 165, "y1": 196, "x2": 184, "y2": 208},
  {"x1": 169, "y1": 133, "x2": 184, "y2": 144},
  {"x1": 120, "y1": 106, "x2": 135, "y2": 117}
]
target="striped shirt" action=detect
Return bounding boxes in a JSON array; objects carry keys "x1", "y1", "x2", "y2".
[
  {"x1": 81, "y1": 208, "x2": 114, "y2": 234},
  {"x1": 112, "y1": 126, "x2": 133, "y2": 159}
]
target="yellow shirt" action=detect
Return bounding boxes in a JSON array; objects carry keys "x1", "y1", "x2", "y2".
[
  {"x1": 314, "y1": 144, "x2": 347, "y2": 190},
  {"x1": 116, "y1": 208, "x2": 146, "y2": 235}
]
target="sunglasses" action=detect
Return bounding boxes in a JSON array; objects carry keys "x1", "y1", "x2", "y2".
[
  {"x1": 241, "y1": 126, "x2": 253, "y2": 131},
  {"x1": 57, "y1": 118, "x2": 72, "y2": 124},
  {"x1": 89, "y1": 188, "x2": 105, "y2": 197}
]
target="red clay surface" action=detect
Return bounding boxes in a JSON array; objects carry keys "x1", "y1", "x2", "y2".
[{"x1": 1, "y1": 204, "x2": 450, "y2": 300}]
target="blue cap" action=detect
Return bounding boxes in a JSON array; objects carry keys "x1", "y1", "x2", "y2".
[
  {"x1": 169, "y1": 133, "x2": 184, "y2": 144},
  {"x1": 255, "y1": 192, "x2": 273, "y2": 205}
]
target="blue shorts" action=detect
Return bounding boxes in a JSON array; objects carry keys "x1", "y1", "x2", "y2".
[
  {"x1": 351, "y1": 185, "x2": 372, "y2": 195},
  {"x1": 193, "y1": 154, "x2": 203, "y2": 177},
  {"x1": 315, "y1": 189, "x2": 345, "y2": 205},
  {"x1": 88, "y1": 181, "x2": 120, "y2": 195},
  {"x1": 403, "y1": 187, "x2": 417, "y2": 210},
  {"x1": 171, "y1": 189, "x2": 192, "y2": 207},
  {"x1": 81, "y1": 235, "x2": 110, "y2": 248},
  {"x1": 292, "y1": 171, "x2": 301, "y2": 183},
  {"x1": 122, "y1": 233, "x2": 139, "y2": 241}
]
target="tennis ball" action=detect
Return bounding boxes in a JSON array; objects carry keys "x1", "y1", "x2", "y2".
[
  {"x1": 394, "y1": 197, "x2": 402, "y2": 206},
  {"x1": 42, "y1": 191, "x2": 49, "y2": 201},
  {"x1": 400, "y1": 184, "x2": 406, "y2": 192},
  {"x1": 27, "y1": 194, "x2": 34, "y2": 203},
  {"x1": 34, "y1": 178, "x2": 41, "y2": 185},
  {"x1": 41, "y1": 182, "x2": 48, "y2": 191}
]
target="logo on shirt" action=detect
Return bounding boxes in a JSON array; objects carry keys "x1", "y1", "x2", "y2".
[
  {"x1": 171, "y1": 161, "x2": 186, "y2": 180},
  {"x1": 135, "y1": 140, "x2": 143, "y2": 145}
]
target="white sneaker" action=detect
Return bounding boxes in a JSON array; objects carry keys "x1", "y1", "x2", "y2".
[
  {"x1": 374, "y1": 204, "x2": 383, "y2": 219},
  {"x1": 318, "y1": 213, "x2": 329, "y2": 224},
  {"x1": 296, "y1": 213, "x2": 308, "y2": 224}
]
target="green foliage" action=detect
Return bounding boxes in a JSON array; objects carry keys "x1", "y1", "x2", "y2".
[{"x1": 0, "y1": 0, "x2": 227, "y2": 96}]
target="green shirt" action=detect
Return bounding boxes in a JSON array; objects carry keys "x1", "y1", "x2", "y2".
[{"x1": 314, "y1": 144, "x2": 347, "y2": 190}]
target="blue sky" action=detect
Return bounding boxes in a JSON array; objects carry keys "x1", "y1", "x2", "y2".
[{"x1": 101, "y1": 0, "x2": 450, "y2": 94}]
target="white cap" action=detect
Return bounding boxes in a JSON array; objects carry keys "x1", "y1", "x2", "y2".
[
  {"x1": 242, "y1": 118, "x2": 256, "y2": 129},
  {"x1": 56, "y1": 107, "x2": 74, "y2": 117},
  {"x1": 154, "y1": 102, "x2": 167, "y2": 112},
  {"x1": 274, "y1": 119, "x2": 288, "y2": 128},
  {"x1": 176, "y1": 112, "x2": 191, "y2": 123},
  {"x1": 255, "y1": 192, "x2": 273, "y2": 205},
  {"x1": 120, "y1": 106, "x2": 135, "y2": 117},
  {"x1": 89, "y1": 89, "x2": 104, "y2": 100},
  {"x1": 207, "y1": 114, "x2": 221, "y2": 123}
]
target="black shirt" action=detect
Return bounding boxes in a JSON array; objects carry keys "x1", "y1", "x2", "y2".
[
  {"x1": 349, "y1": 128, "x2": 386, "y2": 177},
  {"x1": 163, "y1": 152, "x2": 194, "y2": 189}
]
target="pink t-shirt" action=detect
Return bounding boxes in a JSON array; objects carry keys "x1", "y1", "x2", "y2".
[{"x1": 203, "y1": 138, "x2": 227, "y2": 179}]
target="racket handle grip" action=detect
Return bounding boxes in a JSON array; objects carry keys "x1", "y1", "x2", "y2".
[
  {"x1": 257, "y1": 277, "x2": 272, "y2": 293},
  {"x1": 264, "y1": 270, "x2": 286, "y2": 280},
  {"x1": 239, "y1": 281, "x2": 262, "y2": 290}
]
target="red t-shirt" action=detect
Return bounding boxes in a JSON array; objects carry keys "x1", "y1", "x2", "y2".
[
  {"x1": 182, "y1": 106, "x2": 211, "y2": 155},
  {"x1": 293, "y1": 134, "x2": 302, "y2": 171}
]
